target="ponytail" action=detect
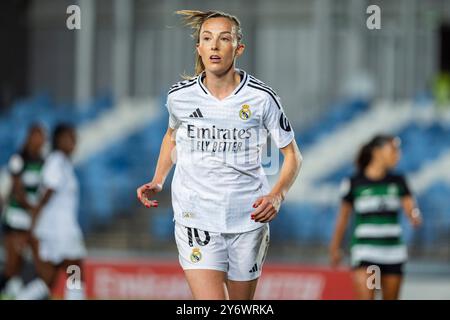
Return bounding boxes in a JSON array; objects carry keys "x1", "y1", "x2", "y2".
[{"x1": 356, "y1": 143, "x2": 373, "y2": 173}]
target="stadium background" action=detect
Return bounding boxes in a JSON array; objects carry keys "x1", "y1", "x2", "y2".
[{"x1": 1, "y1": 0, "x2": 449, "y2": 299}]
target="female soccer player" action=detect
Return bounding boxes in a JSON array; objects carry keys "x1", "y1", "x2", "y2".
[
  {"x1": 137, "y1": 10, "x2": 302, "y2": 300},
  {"x1": 329, "y1": 134, "x2": 422, "y2": 300},
  {"x1": 16, "y1": 124, "x2": 86, "y2": 300},
  {"x1": 0, "y1": 124, "x2": 46, "y2": 296}
]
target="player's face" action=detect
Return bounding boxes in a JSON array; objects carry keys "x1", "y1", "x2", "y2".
[
  {"x1": 60, "y1": 130, "x2": 77, "y2": 156},
  {"x1": 29, "y1": 128, "x2": 45, "y2": 152},
  {"x1": 197, "y1": 17, "x2": 244, "y2": 76},
  {"x1": 380, "y1": 140, "x2": 401, "y2": 169}
]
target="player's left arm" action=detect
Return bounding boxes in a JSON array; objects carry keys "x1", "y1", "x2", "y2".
[
  {"x1": 252, "y1": 139, "x2": 302, "y2": 223},
  {"x1": 401, "y1": 195, "x2": 422, "y2": 228},
  {"x1": 398, "y1": 176, "x2": 422, "y2": 228}
]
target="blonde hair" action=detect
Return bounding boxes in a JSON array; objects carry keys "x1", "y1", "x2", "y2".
[{"x1": 176, "y1": 10, "x2": 243, "y2": 77}]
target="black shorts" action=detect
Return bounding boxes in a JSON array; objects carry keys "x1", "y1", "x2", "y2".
[
  {"x1": 353, "y1": 260, "x2": 404, "y2": 275},
  {"x1": 1, "y1": 222, "x2": 29, "y2": 234}
]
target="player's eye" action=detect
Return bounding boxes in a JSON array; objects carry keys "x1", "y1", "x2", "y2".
[
  {"x1": 221, "y1": 37, "x2": 231, "y2": 42},
  {"x1": 202, "y1": 36, "x2": 211, "y2": 41}
]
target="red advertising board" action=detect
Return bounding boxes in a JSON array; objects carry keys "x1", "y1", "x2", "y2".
[{"x1": 54, "y1": 259, "x2": 355, "y2": 299}]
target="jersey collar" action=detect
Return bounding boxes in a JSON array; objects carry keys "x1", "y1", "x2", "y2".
[{"x1": 197, "y1": 69, "x2": 248, "y2": 97}]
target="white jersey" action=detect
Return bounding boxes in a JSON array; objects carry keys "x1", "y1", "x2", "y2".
[
  {"x1": 34, "y1": 151, "x2": 83, "y2": 240},
  {"x1": 166, "y1": 69, "x2": 295, "y2": 233}
]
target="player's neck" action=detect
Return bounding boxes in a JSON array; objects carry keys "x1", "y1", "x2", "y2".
[
  {"x1": 364, "y1": 163, "x2": 387, "y2": 181},
  {"x1": 203, "y1": 67, "x2": 241, "y2": 100}
]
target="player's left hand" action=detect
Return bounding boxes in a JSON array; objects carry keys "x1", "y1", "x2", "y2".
[
  {"x1": 251, "y1": 194, "x2": 282, "y2": 223},
  {"x1": 409, "y1": 211, "x2": 422, "y2": 228}
]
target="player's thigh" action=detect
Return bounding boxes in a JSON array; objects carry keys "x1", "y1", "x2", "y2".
[
  {"x1": 29, "y1": 236, "x2": 58, "y2": 287},
  {"x1": 3, "y1": 231, "x2": 28, "y2": 275},
  {"x1": 227, "y1": 224, "x2": 270, "y2": 283},
  {"x1": 381, "y1": 274, "x2": 402, "y2": 300},
  {"x1": 227, "y1": 278, "x2": 259, "y2": 300},
  {"x1": 352, "y1": 267, "x2": 375, "y2": 300},
  {"x1": 175, "y1": 223, "x2": 229, "y2": 299},
  {"x1": 184, "y1": 269, "x2": 228, "y2": 300},
  {"x1": 175, "y1": 223, "x2": 228, "y2": 272}
]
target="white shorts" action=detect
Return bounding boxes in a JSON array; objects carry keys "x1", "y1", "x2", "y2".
[
  {"x1": 175, "y1": 222, "x2": 270, "y2": 281},
  {"x1": 37, "y1": 234, "x2": 87, "y2": 265}
]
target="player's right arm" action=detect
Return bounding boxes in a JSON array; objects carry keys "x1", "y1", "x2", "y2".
[
  {"x1": 329, "y1": 201, "x2": 352, "y2": 267},
  {"x1": 136, "y1": 126, "x2": 176, "y2": 208}
]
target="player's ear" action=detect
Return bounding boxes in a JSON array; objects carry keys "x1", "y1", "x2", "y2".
[
  {"x1": 196, "y1": 43, "x2": 201, "y2": 56},
  {"x1": 235, "y1": 43, "x2": 245, "y2": 58}
]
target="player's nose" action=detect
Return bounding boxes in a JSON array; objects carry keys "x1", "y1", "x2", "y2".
[{"x1": 211, "y1": 38, "x2": 219, "y2": 50}]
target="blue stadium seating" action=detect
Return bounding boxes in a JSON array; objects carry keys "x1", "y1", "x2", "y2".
[
  {"x1": 320, "y1": 122, "x2": 450, "y2": 185},
  {"x1": 297, "y1": 98, "x2": 369, "y2": 149}
]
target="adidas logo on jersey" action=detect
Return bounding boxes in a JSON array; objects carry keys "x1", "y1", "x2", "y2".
[
  {"x1": 189, "y1": 108, "x2": 203, "y2": 118},
  {"x1": 249, "y1": 263, "x2": 258, "y2": 273}
]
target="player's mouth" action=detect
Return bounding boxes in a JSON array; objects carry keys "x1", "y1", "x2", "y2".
[{"x1": 209, "y1": 55, "x2": 222, "y2": 63}]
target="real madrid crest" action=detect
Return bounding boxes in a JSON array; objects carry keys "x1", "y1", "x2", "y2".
[
  {"x1": 239, "y1": 104, "x2": 251, "y2": 120},
  {"x1": 190, "y1": 248, "x2": 202, "y2": 263}
]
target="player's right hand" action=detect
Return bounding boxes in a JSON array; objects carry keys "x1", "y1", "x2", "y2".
[{"x1": 137, "y1": 181, "x2": 162, "y2": 208}]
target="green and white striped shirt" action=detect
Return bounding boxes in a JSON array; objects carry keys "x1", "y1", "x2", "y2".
[
  {"x1": 340, "y1": 172, "x2": 411, "y2": 266},
  {"x1": 2, "y1": 152, "x2": 44, "y2": 231}
]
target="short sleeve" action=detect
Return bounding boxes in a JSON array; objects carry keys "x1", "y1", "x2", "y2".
[
  {"x1": 340, "y1": 178, "x2": 354, "y2": 203},
  {"x1": 8, "y1": 154, "x2": 24, "y2": 176},
  {"x1": 398, "y1": 175, "x2": 412, "y2": 197},
  {"x1": 263, "y1": 95, "x2": 295, "y2": 149},
  {"x1": 166, "y1": 96, "x2": 180, "y2": 129},
  {"x1": 42, "y1": 154, "x2": 64, "y2": 190}
]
